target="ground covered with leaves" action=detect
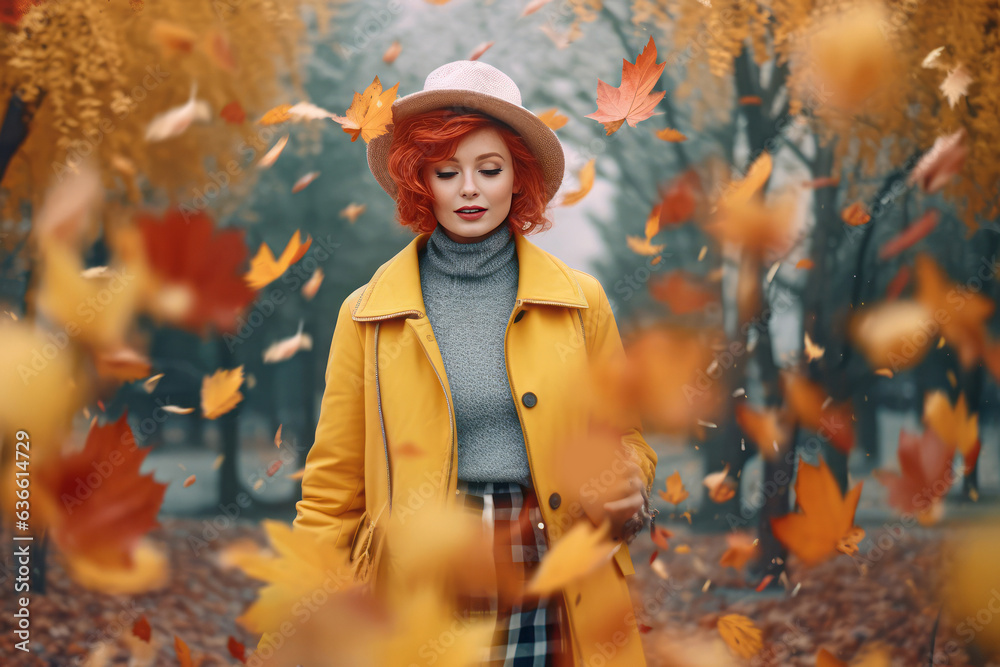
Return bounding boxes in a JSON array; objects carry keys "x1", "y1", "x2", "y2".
[{"x1": 0, "y1": 517, "x2": 992, "y2": 666}]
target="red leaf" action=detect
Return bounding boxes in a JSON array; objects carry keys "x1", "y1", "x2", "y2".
[
  {"x1": 136, "y1": 208, "x2": 257, "y2": 336},
  {"x1": 649, "y1": 550, "x2": 659, "y2": 564},
  {"x1": 885, "y1": 265, "x2": 911, "y2": 300},
  {"x1": 132, "y1": 615, "x2": 152, "y2": 642},
  {"x1": 658, "y1": 170, "x2": 700, "y2": 227},
  {"x1": 872, "y1": 429, "x2": 954, "y2": 514},
  {"x1": 221, "y1": 101, "x2": 246, "y2": 124},
  {"x1": 227, "y1": 636, "x2": 247, "y2": 663},
  {"x1": 878, "y1": 209, "x2": 940, "y2": 260},
  {"x1": 35, "y1": 410, "x2": 167, "y2": 569},
  {"x1": 584, "y1": 36, "x2": 666, "y2": 134}
]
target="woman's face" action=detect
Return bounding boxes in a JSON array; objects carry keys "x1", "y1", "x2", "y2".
[{"x1": 422, "y1": 126, "x2": 519, "y2": 244}]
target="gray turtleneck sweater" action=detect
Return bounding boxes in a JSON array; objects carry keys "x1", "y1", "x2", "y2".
[{"x1": 418, "y1": 222, "x2": 532, "y2": 486}]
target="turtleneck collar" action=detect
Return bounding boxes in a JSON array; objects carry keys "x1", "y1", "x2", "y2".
[{"x1": 421, "y1": 222, "x2": 517, "y2": 280}]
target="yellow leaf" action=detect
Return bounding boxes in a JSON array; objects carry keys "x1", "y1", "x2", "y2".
[
  {"x1": 559, "y1": 158, "x2": 595, "y2": 206},
  {"x1": 536, "y1": 107, "x2": 569, "y2": 131},
  {"x1": 201, "y1": 366, "x2": 244, "y2": 419},
  {"x1": 526, "y1": 519, "x2": 618, "y2": 595},
  {"x1": 718, "y1": 613, "x2": 762, "y2": 658},
  {"x1": 331, "y1": 75, "x2": 400, "y2": 143},
  {"x1": 245, "y1": 230, "x2": 312, "y2": 290},
  {"x1": 626, "y1": 234, "x2": 666, "y2": 256},
  {"x1": 923, "y1": 391, "x2": 978, "y2": 458},
  {"x1": 258, "y1": 103, "x2": 293, "y2": 126},
  {"x1": 655, "y1": 127, "x2": 687, "y2": 142},
  {"x1": 66, "y1": 539, "x2": 170, "y2": 595},
  {"x1": 659, "y1": 470, "x2": 689, "y2": 505}
]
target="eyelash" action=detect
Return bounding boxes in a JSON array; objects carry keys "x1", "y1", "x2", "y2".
[{"x1": 436, "y1": 168, "x2": 503, "y2": 179}]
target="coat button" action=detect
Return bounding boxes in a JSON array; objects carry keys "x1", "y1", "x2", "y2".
[
  {"x1": 514, "y1": 310, "x2": 526, "y2": 323},
  {"x1": 549, "y1": 492, "x2": 561, "y2": 509},
  {"x1": 522, "y1": 392, "x2": 537, "y2": 408}
]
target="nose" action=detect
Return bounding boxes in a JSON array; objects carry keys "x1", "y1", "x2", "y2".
[{"x1": 461, "y1": 170, "x2": 478, "y2": 198}]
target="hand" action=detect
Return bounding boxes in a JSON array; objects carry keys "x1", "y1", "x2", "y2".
[{"x1": 600, "y1": 460, "x2": 651, "y2": 544}]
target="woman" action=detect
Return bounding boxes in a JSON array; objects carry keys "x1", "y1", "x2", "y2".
[{"x1": 294, "y1": 60, "x2": 658, "y2": 666}]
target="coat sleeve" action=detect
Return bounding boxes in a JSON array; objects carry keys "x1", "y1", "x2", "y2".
[
  {"x1": 292, "y1": 292, "x2": 368, "y2": 552},
  {"x1": 586, "y1": 280, "x2": 658, "y2": 498}
]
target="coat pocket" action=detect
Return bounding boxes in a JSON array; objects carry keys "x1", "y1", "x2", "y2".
[{"x1": 348, "y1": 506, "x2": 387, "y2": 587}]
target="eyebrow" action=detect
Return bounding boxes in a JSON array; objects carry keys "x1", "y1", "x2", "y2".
[{"x1": 443, "y1": 152, "x2": 505, "y2": 163}]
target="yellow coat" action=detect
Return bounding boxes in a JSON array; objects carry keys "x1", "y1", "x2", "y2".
[{"x1": 294, "y1": 229, "x2": 657, "y2": 665}]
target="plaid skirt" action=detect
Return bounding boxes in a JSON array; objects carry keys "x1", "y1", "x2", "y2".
[{"x1": 454, "y1": 479, "x2": 572, "y2": 667}]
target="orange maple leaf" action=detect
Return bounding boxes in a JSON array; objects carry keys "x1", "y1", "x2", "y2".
[
  {"x1": 34, "y1": 411, "x2": 167, "y2": 569},
  {"x1": 781, "y1": 371, "x2": 855, "y2": 454},
  {"x1": 658, "y1": 471, "x2": 689, "y2": 505},
  {"x1": 245, "y1": 230, "x2": 313, "y2": 290},
  {"x1": 649, "y1": 271, "x2": 718, "y2": 315},
  {"x1": 771, "y1": 457, "x2": 865, "y2": 566},
  {"x1": 584, "y1": 35, "x2": 666, "y2": 135},
  {"x1": 330, "y1": 75, "x2": 399, "y2": 143}
]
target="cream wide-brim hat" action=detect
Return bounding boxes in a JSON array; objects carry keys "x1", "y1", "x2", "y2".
[{"x1": 366, "y1": 60, "x2": 566, "y2": 204}]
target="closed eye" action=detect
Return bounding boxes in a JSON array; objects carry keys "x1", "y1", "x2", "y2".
[{"x1": 436, "y1": 168, "x2": 503, "y2": 179}]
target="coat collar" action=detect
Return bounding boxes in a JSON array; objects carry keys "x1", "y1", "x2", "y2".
[{"x1": 351, "y1": 227, "x2": 589, "y2": 321}]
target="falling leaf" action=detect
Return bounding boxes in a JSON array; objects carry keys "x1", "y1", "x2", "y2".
[
  {"x1": 202, "y1": 366, "x2": 244, "y2": 419},
  {"x1": 703, "y1": 464, "x2": 735, "y2": 503},
  {"x1": 341, "y1": 202, "x2": 367, "y2": 223},
  {"x1": 659, "y1": 471, "x2": 689, "y2": 505},
  {"x1": 878, "y1": 209, "x2": 939, "y2": 259},
  {"x1": 33, "y1": 412, "x2": 169, "y2": 588},
  {"x1": 162, "y1": 405, "x2": 195, "y2": 415},
  {"x1": 735, "y1": 404, "x2": 792, "y2": 463},
  {"x1": 923, "y1": 391, "x2": 979, "y2": 472},
  {"x1": 150, "y1": 20, "x2": 196, "y2": 56},
  {"x1": 263, "y1": 320, "x2": 313, "y2": 363},
  {"x1": 183, "y1": 474, "x2": 196, "y2": 488},
  {"x1": 287, "y1": 101, "x2": 341, "y2": 121},
  {"x1": 626, "y1": 235, "x2": 666, "y2": 256},
  {"x1": 292, "y1": 171, "x2": 321, "y2": 193},
  {"x1": 34, "y1": 160, "x2": 102, "y2": 246},
  {"x1": 658, "y1": 169, "x2": 700, "y2": 226},
  {"x1": 257, "y1": 134, "x2": 289, "y2": 168},
  {"x1": 145, "y1": 82, "x2": 211, "y2": 142},
  {"x1": 914, "y1": 252, "x2": 994, "y2": 369},
  {"x1": 127, "y1": 209, "x2": 257, "y2": 335},
  {"x1": 559, "y1": 158, "x2": 595, "y2": 206},
  {"x1": 719, "y1": 532, "x2": 758, "y2": 572},
  {"x1": 382, "y1": 40, "x2": 401, "y2": 64},
  {"x1": 245, "y1": 230, "x2": 312, "y2": 290},
  {"x1": 921, "y1": 46, "x2": 946, "y2": 69},
  {"x1": 718, "y1": 614, "x2": 762, "y2": 658},
  {"x1": 650, "y1": 271, "x2": 717, "y2": 314},
  {"x1": 885, "y1": 265, "x2": 911, "y2": 300},
  {"x1": 142, "y1": 373, "x2": 164, "y2": 393},
  {"x1": 738, "y1": 95, "x2": 762, "y2": 105},
  {"x1": 95, "y1": 346, "x2": 152, "y2": 382},
  {"x1": 330, "y1": 76, "x2": 399, "y2": 143},
  {"x1": 940, "y1": 63, "x2": 973, "y2": 108},
  {"x1": 536, "y1": 108, "x2": 569, "y2": 131},
  {"x1": 133, "y1": 615, "x2": 152, "y2": 642},
  {"x1": 848, "y1": 299, "x2": 934, "y2": 370},
  {"x1": 650, "y1": 558, "x2": 669, "y2": 579},
  {"x1": 908, "y1": 128, "x2": 968, "y2": 194},
  {"x1": 841, "y1": 201, "x2": 871, "y2": 226},
  {"x1": 302, "y1": 268, "x2": 325, "y2": 300},
  {"x1": 802, "y1": 176, "x2": 840, "y2": 189},
  {"x1": 723, "y1": 152, "x2": 772, "y2": 207},
  {"x1": 873, "y1": 428, "x2": 954, "y2": 520},
  {"x1": 468, "y1": 40, "x2": 494, "y2": 61},
  {"x1": 804, "y1": 331, "x2": 825, "y2": 361},
  {"x1": 227, "y1": 636, "x2": 246, "y2": 663},
  {"x1": 201, "y1": 26, "x2": 237, "y2": 72},
  {"x1": 651, "y1": 526, "x2": 673, "y2": 550},
  {"x1": 655, "y1": 127, "x2": 687, "y2": 142},
  {"x1": 771, "y1": 457, "x2": 865, "y2": 566},
  {"x1": 526, "y1": 519, "x2": 619, "y2": 595},
  {"x1": 584, "y1": 36, "x2": 666, "y2": 135},
  {"x1": 781, "y1": 372, "x2": 855, "y2": 454},
  {"x1": 258, "y1": 103, "x2": 293, "y2": 126},
  {"x1": 220, "y1": 101, "x2": 246, "y2": 124},
  {"x1": 520, "y1": 0, "x2": 554, "y2": 16}
]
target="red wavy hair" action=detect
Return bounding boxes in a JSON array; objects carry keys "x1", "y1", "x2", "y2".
[{"x1": 386, "y1": 107, "x2": 553, "y2": 235}]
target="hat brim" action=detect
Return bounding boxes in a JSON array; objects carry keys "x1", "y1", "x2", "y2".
[{"x1": 367, "y1": 88, "x2": 566, "y2": 204}]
